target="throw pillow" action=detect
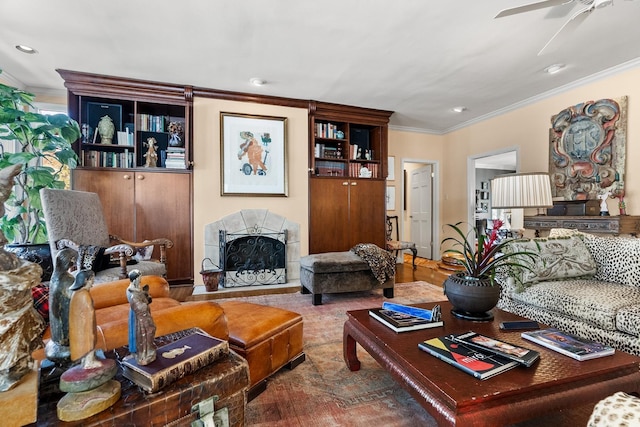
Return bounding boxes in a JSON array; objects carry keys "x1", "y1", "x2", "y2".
[
  {"x1": 503, "y1": 235, "x2": 597, "y2": 291},
  {"x1": 76, "y1": 244, "x2": 111, "y2": 272},
  {"x1": 32, "y1": 282, "x2": 49, "y2": 325},
  {"x1": 581, "y1": 233, "x2": 640, "y2": 288}
]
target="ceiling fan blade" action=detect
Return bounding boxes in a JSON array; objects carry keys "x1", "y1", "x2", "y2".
[
  {"x1": 495, "y1": 0, "x2": 575, "y2": 18},
  {"x1": 537, "y1": 5, "x2": 594, "y2": 55}
]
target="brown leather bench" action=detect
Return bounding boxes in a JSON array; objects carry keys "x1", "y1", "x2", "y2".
[
  {"x1": 219, "y1": 301, "x2": 305, "y2": 399},
  {"x1": 35, "y1": 276, "x2": 304, "y2": 399}
]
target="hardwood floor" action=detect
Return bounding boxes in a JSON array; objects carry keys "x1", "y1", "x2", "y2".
[{"x1": 395, "y1": 260, "x2": 449, "y2": 287}]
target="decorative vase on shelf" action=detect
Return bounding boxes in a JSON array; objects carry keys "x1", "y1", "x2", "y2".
[
  {"x1": 443, "y1": 272, "x2": 501, "y2": 321},
  {"x1": 97, "y1": 115, "x2": 115, "y2": 144}
]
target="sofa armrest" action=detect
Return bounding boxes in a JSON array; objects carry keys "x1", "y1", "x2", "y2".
[
  {"x1": 95, "y1": 301, "x2": 229, "y2": 351},
  {"x1": 90, "y1": 275, "x2": 170, "y2": 309}
]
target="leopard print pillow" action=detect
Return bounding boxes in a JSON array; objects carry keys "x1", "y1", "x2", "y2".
[{"x1": 588, "y1": 392, "x2": 640, "y2": 427}]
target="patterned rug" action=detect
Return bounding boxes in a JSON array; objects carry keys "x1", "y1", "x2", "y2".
[{"x1": 215, "y1": 282, "x2": 595, "y2": 426}]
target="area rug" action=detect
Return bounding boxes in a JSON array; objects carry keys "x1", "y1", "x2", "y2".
[{"x1": 215, "y1": 282, "x2": 595, "y2": 426}]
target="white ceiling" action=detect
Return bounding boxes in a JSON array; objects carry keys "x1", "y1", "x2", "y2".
[{"x1": 2, "y1": 0, "x2": 640, "y2": 134}]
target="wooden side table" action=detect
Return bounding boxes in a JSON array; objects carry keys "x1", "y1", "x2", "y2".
[
  {"x1": 31, "y1": 330, "x2": 249, "y2": 426},
  {"x1": 524, "y1": 215, "x2": 640, "y2": 237}
]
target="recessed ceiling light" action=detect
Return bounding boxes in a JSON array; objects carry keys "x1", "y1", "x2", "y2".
[
  {"x1": 15, "y1": 45, "x2": 37, "y2": 54},
  {"x1": 250, "y1": 78, "x2": 266, "y2": 86},
  {"x1": 544, "y1": 63, "x2": 565, "y2": 74},
  {"x1": 452, "y1": 106, "x2": 467, "y2": 113}
]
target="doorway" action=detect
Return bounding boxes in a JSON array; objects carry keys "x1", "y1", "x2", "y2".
[
  {"x1": 467, "y1": 148, "x2": 519, "y2": 230},
  {"x1": 401, "y1": 159, "x2": 439, "y2": 260}
]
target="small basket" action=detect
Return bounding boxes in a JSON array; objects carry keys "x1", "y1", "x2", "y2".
[{"x1": 200, "y1": 258, "x2": 223, "y2": 292}]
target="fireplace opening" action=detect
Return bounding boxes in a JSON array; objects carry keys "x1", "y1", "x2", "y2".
[{"x1": 219, "y1": 229, "x2": 287, "y2": 287}]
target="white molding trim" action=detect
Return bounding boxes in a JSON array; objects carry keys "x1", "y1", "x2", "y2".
[{"x1": 391, "y1": 58, "x2": 640, "y2": 136}]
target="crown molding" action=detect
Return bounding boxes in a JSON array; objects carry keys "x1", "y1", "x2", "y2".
[{"x1": 442, "y1": 57, "x2": 640, "y2": 135}]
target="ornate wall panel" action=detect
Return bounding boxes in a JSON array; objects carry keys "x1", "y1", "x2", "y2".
[{"x1": 549, "y1": 96, "x2": 627, "y2": 200}]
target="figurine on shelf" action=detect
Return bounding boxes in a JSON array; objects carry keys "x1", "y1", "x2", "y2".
[
  {"x1": 612, "y1": 188, "x2": 627, "y2": 215},
  {"x1": 144, "y1": 137, "x2": 159, "y2": 167},
  {"x1": 597, "y1": 191, "x2": 612, "y2": 216},
  {"x1": 97, "y1": 115, "x2": 115, "y2": 144}
]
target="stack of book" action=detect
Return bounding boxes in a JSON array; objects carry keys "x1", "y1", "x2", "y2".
[
  {"x1": 164, "y1": 147, "x2": 186, "y2": 169},
  {"x1": 418, "y1": 332, "x2": 540, "y2": 380},
  {"x1": 369, "y1": 302, "x2": 443, "y2": 333}
]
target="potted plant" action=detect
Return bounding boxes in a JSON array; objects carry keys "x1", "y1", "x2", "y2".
[
  {"x1": 0, "y1": 70, "x2": 80, "y2": 279},
  {"x1": 441, "y1": 220, "x2": 537, "y2": 321}
]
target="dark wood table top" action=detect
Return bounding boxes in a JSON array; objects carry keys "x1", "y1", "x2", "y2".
[{"x1": 343, "y1": 301, "x2": 640, "y2": 427}]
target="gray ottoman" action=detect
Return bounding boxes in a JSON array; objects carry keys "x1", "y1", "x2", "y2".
[{"x1": 300, "y1": 251, "x2": 395, "y2": 305}]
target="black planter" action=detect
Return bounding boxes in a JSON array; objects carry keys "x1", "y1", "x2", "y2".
[
  {"x1": 4, "y1": 243, "x2": 53, "y2": 282},
  {"x1": 443, "y1": 272, "x2": 501, "y2": 321}
]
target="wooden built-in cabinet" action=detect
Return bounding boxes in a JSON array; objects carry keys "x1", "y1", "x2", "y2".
[
  {"x1": 58, "y1": 70, "x2": 194, "y2": 284},
  {"x1": 308, "y1": 102, "x2": 392, "y2": 253}
]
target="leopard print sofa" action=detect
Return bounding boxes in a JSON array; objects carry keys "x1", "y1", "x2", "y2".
[{"x1": 497, "y1": 228, "x2": 640, "y2": 356}]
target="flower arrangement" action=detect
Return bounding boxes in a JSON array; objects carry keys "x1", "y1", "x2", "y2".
[{"x1": 442, "y1": 220, "x2": 537, "y2": 282}]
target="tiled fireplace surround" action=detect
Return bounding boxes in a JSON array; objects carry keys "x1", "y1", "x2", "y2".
[{"x1": 200, "y1": 209, "x2": 300, "y2": 293}]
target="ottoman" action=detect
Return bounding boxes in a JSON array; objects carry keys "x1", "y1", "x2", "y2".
[
  {"x1": 300, "y1": 251, "x2": 395, "y2": 305},
  {"x1": 218, "y1": 301, "x2": 305, "y2": 400}
]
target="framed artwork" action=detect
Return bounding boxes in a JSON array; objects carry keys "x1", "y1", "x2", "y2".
[
  {"x1": 387, "y1": 156, "x2": 395, "y2": 181},
  {"x1": 386, "y1": 186, "x2": 396, "y2": 211},
  {"x1": 221, "y1": 112, "x2": 288, "y2": 196}
]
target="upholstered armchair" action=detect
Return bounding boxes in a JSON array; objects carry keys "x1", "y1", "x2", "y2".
[{"x1": 40, "y1": 188, "x2": 173, "y2": 283}]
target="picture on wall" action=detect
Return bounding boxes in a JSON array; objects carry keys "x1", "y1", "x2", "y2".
[
  {"x1": 549, "y1": 96, "x2": 627, "y2": 201},
  {"x1": 386, "y1": 186, "x2": 396, "y2": 211},
  {"x1": 221, "y1": 112, "x2": 288, "y2": 196}
]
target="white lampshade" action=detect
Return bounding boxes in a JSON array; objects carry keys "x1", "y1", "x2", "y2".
[{"x1": 491, "y1": 172, "x2": 553, "y2": 209}]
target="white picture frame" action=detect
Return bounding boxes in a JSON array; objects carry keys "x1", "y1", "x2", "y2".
[
  {"x1": 386, "y1": 186, "x2": 396, "y2": 211},
  {"x1": 387, "y1": 156, "x2": 395, "y2": 181},
  {"x1": 220, "y1": 112, "x2": 288, "y2": 196}
]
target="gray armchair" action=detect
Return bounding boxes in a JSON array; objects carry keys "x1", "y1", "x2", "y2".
[{"x1": 40, "y1": 188, "x2": 173, "y2": 283}]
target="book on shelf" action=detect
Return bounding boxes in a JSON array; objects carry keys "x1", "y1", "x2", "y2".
[
  {"x1": 121, "y1": 329, "x2": 229, "y2": 393},
  {"x1": 521, "y1": 328, "x2": 615, "y2": 361},
  {"x1": 369, "y1": 308, "x2": 443, "y2": 333},
  {"x1": 452, "y1": 331, "x2": 540, "y2": 367},
  {"x1": 418, "y1": 335, "x2": 519, "y2": 380}
]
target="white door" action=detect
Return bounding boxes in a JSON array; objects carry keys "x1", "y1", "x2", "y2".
[{"x1": 410, "y1": 165, "x2": 433, "y2": 259}]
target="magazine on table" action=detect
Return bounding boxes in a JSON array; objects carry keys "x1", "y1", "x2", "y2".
[
  {"x1": 369, "y1": 308, "x2": 443, "y2": 333},
  {"x1": 452, "y1": 331, "x2": 540, "y2": 367},
  {"x1": 418, "y1": 335, "x2": 519, "y2": 380},
  {"x1": 521, "y1": 328, "x2": 615, "y2": 361}
]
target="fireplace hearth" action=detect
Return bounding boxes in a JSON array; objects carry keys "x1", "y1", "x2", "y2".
[{"x1": 203, "y1": 210, "x2": 300, "y2": 290}]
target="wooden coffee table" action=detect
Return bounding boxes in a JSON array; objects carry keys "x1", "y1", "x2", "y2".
[{"x1": 343, "y1": 301, "x2": 640, "y2": 426}]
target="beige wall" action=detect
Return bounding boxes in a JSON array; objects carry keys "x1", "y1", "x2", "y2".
[
  {"x1": 387, "y1": 129, "x2": 445, "y2": 243},
  {"x1": 192, "y1": 98, "x2": 309, "y2": 283},
  {"x1": 442, "y1": 66, "x2": 639, "y2": 228}
]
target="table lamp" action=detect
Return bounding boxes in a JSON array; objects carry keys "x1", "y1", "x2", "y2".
[{"x1": 491, "y1": 172, "x2": 553, "y2": 214}]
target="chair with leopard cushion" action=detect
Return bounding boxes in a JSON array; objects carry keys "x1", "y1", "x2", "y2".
[
  {"x1": 41, "y1": 188, "x2": 173, "y2": 283},
  {"x1": 588, "y1": 392, "x2": 640, "y2": 426}
]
